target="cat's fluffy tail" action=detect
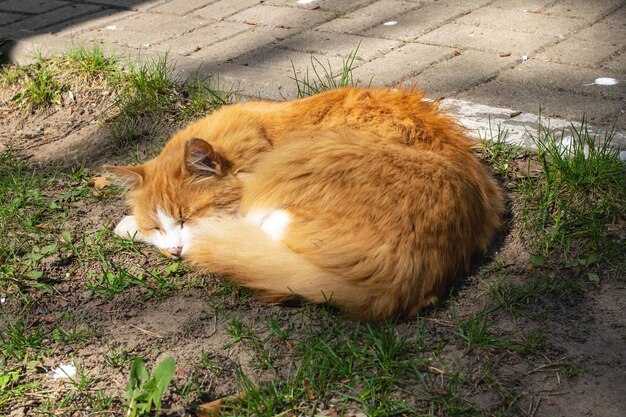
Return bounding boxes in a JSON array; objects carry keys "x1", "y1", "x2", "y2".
[{"x1": 183, "y1": 216, "x2": 372, "y2": 318}]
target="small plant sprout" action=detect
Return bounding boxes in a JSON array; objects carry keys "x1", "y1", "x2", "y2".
[
  {"x1": 124, "y1": 356, "x2": 176, "y2": 417},
  {"x1": 290, "y1": 43, "x2": 360, "y2": 98}
]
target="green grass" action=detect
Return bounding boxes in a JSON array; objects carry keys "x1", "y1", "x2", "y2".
[
  {"x1": 479, "y1": 122, "x2": 524, "y2": 180},
  {"x1": 1, "y1": 46, "x2": 233, "y2": 147},
  {"x1": 290, "y1": 44, "x2": 360, "y2": 98},
  {"x1": 0, "y1": 152, "x2": 57, "y2": 293},
  {"x1": 519, "y1": 120, "x2": 625, "y2": 256},
  {"x1": 0, "y1": 316, "x2": 46, "y2": 360},
  {"x1": 454, "y1": 308, "x2": 511, "y2": 352},
  {"x1": 487, "y1": 274, "x2": 586, "y2": 316},
  {"x1": 11, "y1": 63, "x2": 62, "y2": 107},
  {"x1": 63, "y1": 43, "x2": 120, "y2": 78},
  {"x1": 217, "y1": 315, "x2": 446, "y2": 416}
]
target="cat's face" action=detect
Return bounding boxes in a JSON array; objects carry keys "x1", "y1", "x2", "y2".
[{"x1": 107, "y1": 138, "x2": 242, "y2": 257}]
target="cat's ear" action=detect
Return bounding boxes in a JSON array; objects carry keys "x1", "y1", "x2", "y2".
[
  {"x1": 104, "y1": 165, "x2": 145, "y2": 188},
  {"x1": 185, "y1": 138, "x2": 224, "y2": 177}
]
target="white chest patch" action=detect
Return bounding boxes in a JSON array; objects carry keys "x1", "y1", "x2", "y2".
[{"x1": 245, "y1": 209, "x2": 291, "y2": 242}]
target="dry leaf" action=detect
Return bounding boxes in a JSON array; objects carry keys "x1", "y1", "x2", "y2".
[
  {"x1": 499, "y1": 52, "x2": 512, "y2": 57},
  {"x1": 197, "y1": 391, "x2": 248, "y2": 417},
  {"x1": 90, "y1": 176, "x2": 111, "y2": 189},
  {"x1": 303, "y1": 378, "x2": 315, "y2": 400}
]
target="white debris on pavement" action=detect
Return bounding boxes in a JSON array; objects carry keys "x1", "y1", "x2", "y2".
[
  {"x1": 383, "y1": 21, "x2": 398, "y2": 26},
  {"x1": 297, "y1": 0, "x2": 314, "y2": 4},
  {"x1": 593, "y1": 77, "x2": 618, "y2": 86},
  {"x1": 106, "y1": 25, "x2": 116, "y2": 30}
]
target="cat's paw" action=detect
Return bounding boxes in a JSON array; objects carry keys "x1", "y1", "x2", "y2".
[{"x1": 114, "y1": 215, "x2": 144, "y2": 241}]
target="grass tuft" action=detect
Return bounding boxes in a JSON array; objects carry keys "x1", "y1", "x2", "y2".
[
  {"x1": 519, "y1": 120, "x2": 625, "y2": 256},
  {"x1": 479, "y1": 121, "x2": 524, "y2": 180},
  {"x1": 63, "y1": 43, "x2": 120, "y2": 78},
  {"x1": 11, "y1": 62, "x2": 62, "y2": 107},
  {"x1": 290, "y1": 44, "x2": 360, "y2": 98}
]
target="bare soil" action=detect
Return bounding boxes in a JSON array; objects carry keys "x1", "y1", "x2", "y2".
[{"x1": 1, "y1": 83, "x2": 625, "y2": 417}]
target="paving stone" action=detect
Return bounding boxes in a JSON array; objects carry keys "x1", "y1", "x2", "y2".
[
  {"x1": 101, "y1": 11, "x2": 210, "y2": 37},
  {"x1": 351, "y1": 42, "x2": 455, "y2": 86},
  {"x1": 405, "y1": 50, "x2": 518, "y2": 98},
  {"x1": 0, "y1": 0, "x2": 69, "y2": 14},
  {"x1": 418, "y1": 23, "x2": 556, "y2": 56},
  {"x1": 545, "y1": 0, "x2": 622, "y2": 21},
  {"x1": 569, "y1": 10, "x2": 626, "y2": 45},
  {"x1": 489, "y1": 0, "x2": 552, "y2": 11},
  {"x1": 179, "y1": 61, "x2": 299, "y2": 101},
  {"x1": 226, "y1": 4, "x2": 333, "y2": 28},
  {"x1": 440, "y1": 97, "x2": 626, "y2": 149},
  {"x1": 0, "y1": 11, "x2": 26, "y2": 25},
  {"x1": 460, "y1": 79, "x2": 624, "y2": 129},
  {"x1": 151, "y1": 22, "x2": 250, "y2": 56},
  {"x1": 265, "y1": 0, "x2": 374, "y2": 12},
  {"x1": 537, "y1": 11, "x2": 626, "y2": 68},
  {"x1": 149, "y1": 0, "x2": 221, "y2": 16},
  {"x1": 602, "y1": 52, "x2": 626, "y2": 74},
  {"x1": 78, "y1": 0, "x2": 167, "y2": 11},
  {"x1": 498, "y1": 60, "x2": 625, "y2": 100},
  {"x1": 6, "y1": 3, "x2": 103, "y2": 31},
  {"x1": 187, "y1": 26, "x2": 297, "y2": 64},
  {"x1": 277, "y1": 30, "x2": 400, "y2": 61},
  {"x1": 74, "y1": 12, "x2": 209, "y2": 50},
  {"x1": 74, "y1": 25, "x2": 170, "y2": 50},
  {"x1": 3, "y1": 33, "x2": 78, "y2": 64},
  {"x1": 48, "y1": 9, "x2": 137, "y2": 36},
  {"x1": 364, "y1": 3, "x2": 470, "y2": 41},
  {"x1": 454, "y1": 6, "x2": 586, "y2": 37},
  {"x1": 316, "y1": 0, "x2": 420, "y2": 34},
  {"x1": 537, "y1": 37, "x2": 623, "y2": 68},
  {"x1": 233, "y1": 46, "x2": 349, "y2": 78},
  {"x1": 192, "y1": 0, "x2": 261, "y2": 21},
  {"x1": 415, "y1": 0, "x2": 493, "y2": 6}
]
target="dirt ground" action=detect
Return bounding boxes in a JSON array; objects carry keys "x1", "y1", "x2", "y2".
[{"x1": 1, "y1": 83, "x2": 625, "y2": 417}]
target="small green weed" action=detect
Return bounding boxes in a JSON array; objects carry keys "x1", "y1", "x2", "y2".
[
  {"x1": 51, "y1": 317, "x2": 96, "y2": 345},
  {"x1": 86, "y1": 264, "x2": 145, "y2": 298},
  {"x1": 487, "y1": 274, "x2": 585, "y2": 315},
  {"x1": 0, "y1": 366, "x2": 39, "y2": 408},
  {"x1": 63, "y1": 43, "x2": 119, "y2": 77},
  {"x1": 124, "y1": 356, "x2": 176, "y2": 417},
  {"x1": 11, "y1": 63, "x2": 62, "y2": 107},
  {"x1": 181, "y1": 75, "x2": 234, "y2": 121},
  {"x1": 105, "y1": 348, "x2": 134, "y2": 370},
  {"x1": 0, "y1": 316, "x2": 46, "y2": 360},
  {"x1": 514, "y1": 329, "x2": 547, "y2": 355},
  {"x1": 454, "y1": 309, "x2": 510, "y2": 351},
  {"x1": 479, "y1": 122, "x2": 524, "y2": 180},
  {"x1": 290, "y1": 44, "x2": 360, "y2": 98}
]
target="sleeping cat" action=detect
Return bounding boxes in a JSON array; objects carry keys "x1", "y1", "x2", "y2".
[{"x1": 107, "y1": 87, "x2": 504, "y2": 321}]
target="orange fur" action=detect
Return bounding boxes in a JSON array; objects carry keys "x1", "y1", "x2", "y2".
[{"x1": 107, "y1": 87, "x2": 504, "y2": 321}]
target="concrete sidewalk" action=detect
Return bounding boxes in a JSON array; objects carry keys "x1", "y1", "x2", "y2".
[{"x1": 1, "y1": 0, "x2": 625, "y2": 147}]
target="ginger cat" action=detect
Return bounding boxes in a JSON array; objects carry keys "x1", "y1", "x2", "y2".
[{"x1": 107, "y1": 87, "x2": 504, "y2": 321}]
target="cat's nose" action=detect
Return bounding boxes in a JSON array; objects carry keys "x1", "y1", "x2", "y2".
[{"x1": 167, "y1": 246, "x2": 182, "y2": 257}]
